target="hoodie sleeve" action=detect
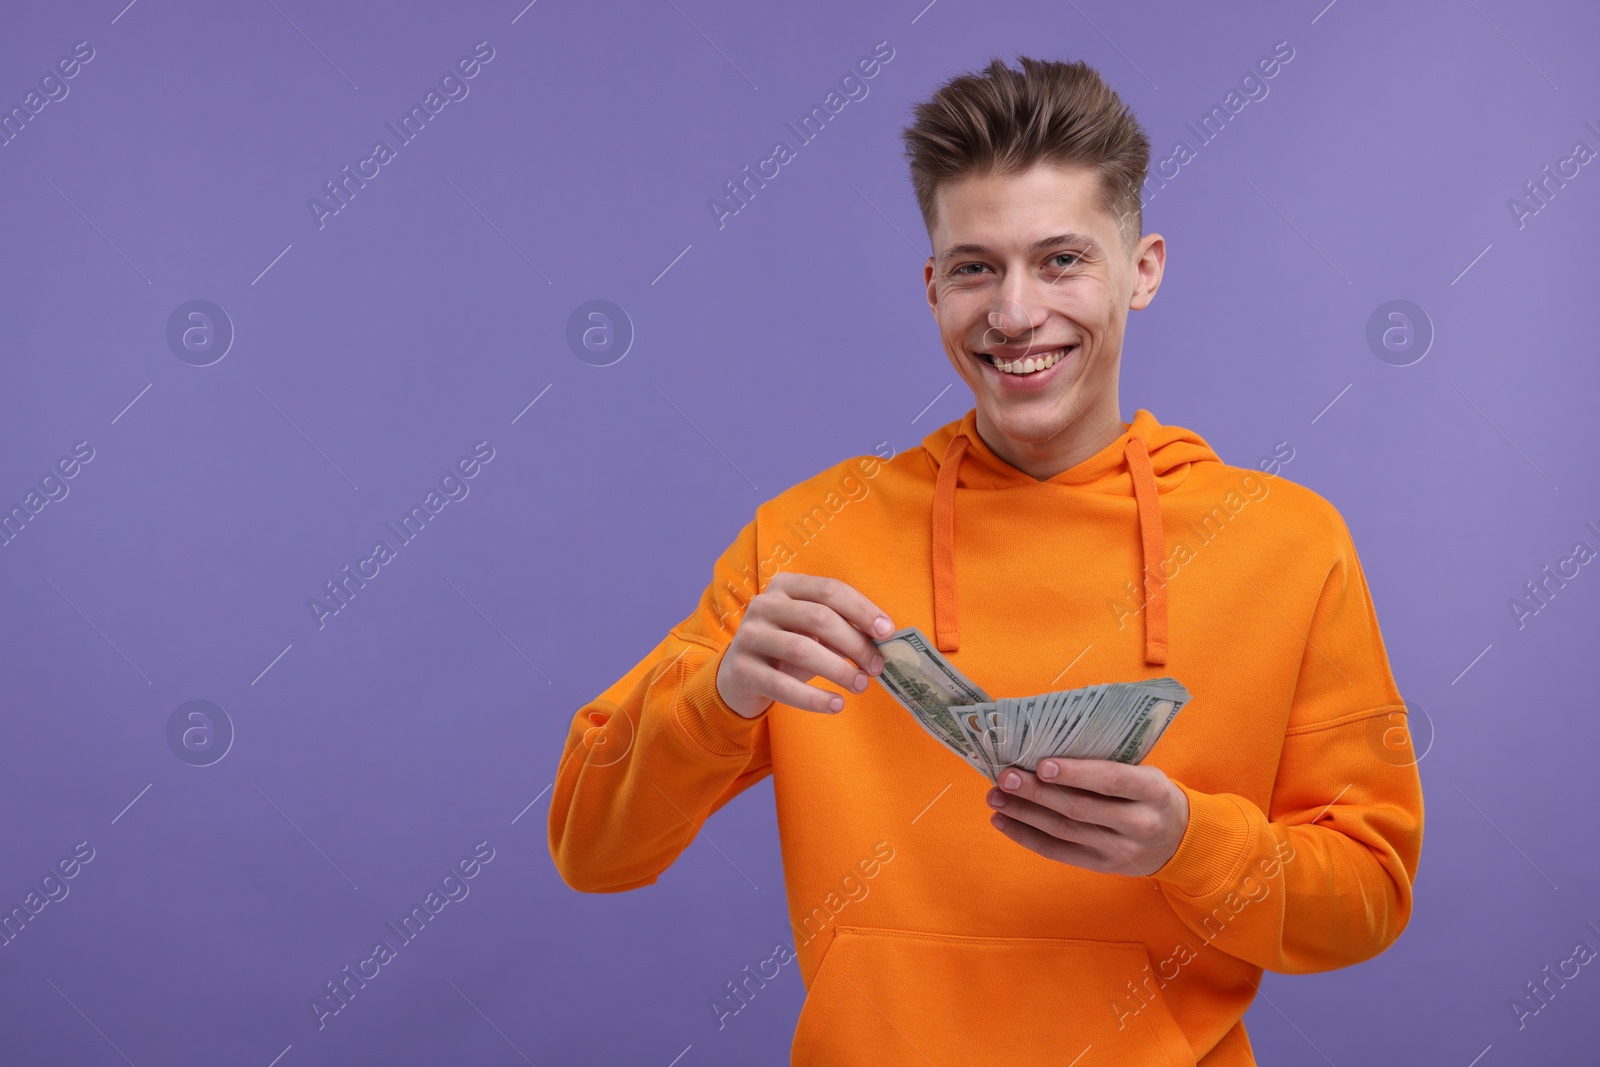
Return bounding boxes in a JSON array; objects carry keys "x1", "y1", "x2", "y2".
[
  {"x1": 548, "y1": 519, "x2": 774, "y2": 894},
  {"x1": 1151, "y1": 512, "x2": 1424, "y2": 973}
]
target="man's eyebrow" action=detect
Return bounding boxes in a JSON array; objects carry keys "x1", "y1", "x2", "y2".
[{"x1": 936, "y1": 232, "x2": 1099, "y2": 264}]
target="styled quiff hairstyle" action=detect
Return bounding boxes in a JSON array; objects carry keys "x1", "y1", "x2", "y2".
[{"x1": 901, "y1": 55, "x2": 1150, "y2": 250}]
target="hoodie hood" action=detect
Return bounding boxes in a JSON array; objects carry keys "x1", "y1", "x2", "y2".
[{"x1": 919, "y1": 408, "x2": 1221, "y2": 665}]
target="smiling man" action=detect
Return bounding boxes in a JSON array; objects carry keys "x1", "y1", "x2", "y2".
[{"x1": 550, "y1": 55, "x2": 1424, "y2": 1066}]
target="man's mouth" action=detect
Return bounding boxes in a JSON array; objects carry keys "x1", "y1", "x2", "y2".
[{"x1": 978, "y1": 344, "x2": 1078, "y2": 376}]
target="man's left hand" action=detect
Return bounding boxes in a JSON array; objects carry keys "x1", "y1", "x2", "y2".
[{"x1": 987, "y1": 758, "x2": 1190, "y2": 877}]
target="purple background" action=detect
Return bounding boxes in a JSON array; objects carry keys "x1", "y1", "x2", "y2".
[{"x1": 2, "y1": 0, "x2": 1597, "y2": 1063}]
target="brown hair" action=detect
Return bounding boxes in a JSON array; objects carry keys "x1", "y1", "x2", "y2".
[{"x1": 901, "y1": 55, "x2": 1150, "y2": 250}]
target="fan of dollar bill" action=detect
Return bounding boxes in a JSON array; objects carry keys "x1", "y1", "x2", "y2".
[{"x1": 871, "y1": 627, "x2": 1192, "y2": 785}]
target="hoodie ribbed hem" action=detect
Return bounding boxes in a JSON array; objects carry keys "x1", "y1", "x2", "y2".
[
  {"x1": 1153, "y1": 784, "x2": 1255, "y2": 898},
  {"x1": 671, "y1": 646, "x2": 766, "y2": 758}
]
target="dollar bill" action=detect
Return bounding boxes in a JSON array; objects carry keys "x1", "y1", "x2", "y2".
[
  {"x1": 871, "y1": 627, "x2": 991, "y2": 769},
  {"x1": 869, "y1": 626, "x2": 1191, "y2": 784}
]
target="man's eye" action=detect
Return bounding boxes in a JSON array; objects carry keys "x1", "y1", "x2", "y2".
[
  {"x1": 953, "y1": 263, "x2": 987, "y2": 276},
  {"x1": 1051, "y1": 252, "x2": 1081, "y2": 268}
]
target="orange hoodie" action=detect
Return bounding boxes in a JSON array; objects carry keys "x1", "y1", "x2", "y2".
[{"x1": 550, "y1": 407, "x2": 1424, "y2": 1066}]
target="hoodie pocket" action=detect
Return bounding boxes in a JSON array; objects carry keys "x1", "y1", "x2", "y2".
[{"x1": 792, "y1": 924, "x2": 1196, "y2": 1067}]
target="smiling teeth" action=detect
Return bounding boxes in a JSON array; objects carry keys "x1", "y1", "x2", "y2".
[{"x1": 992, "y1": 347, "x2": 1068, "y2": 374}]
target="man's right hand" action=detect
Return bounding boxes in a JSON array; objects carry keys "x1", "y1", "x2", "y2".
[{"x1": 714, "y1": 572, "x2": 895, "y2": 718}]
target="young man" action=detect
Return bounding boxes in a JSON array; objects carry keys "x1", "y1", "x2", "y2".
[{"x1": 550, "y1": 55, "x2": 1424, "y2": 1066}]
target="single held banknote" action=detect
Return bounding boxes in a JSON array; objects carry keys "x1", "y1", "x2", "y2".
[{"x1": 871, "y1": 626, "x2": 1191, "y2": 784}]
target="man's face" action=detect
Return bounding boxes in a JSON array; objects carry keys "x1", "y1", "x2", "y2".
[{"x1": 923, "y1": 162, "x2": 1164, "y2": 451}]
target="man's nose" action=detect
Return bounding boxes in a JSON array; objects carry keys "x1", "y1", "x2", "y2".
[{"x1": 984, "y1": 296, "x2": 1040, "y2": 345}]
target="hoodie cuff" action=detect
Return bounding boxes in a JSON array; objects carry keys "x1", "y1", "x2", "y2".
[
  {"x1": 671, "y1": 646, "x2": 767, "y2": 759},
  {"x1": 1152, "y1": 784, "x2": 1255, "y2": 898}
]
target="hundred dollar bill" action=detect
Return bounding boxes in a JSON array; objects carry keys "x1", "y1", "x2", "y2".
[
  {"x1": 951, "y1": 680, "x2": 1192, "y2": 784},
  {"x1": 1107, "y1": 693, "x2": 1181, "y2": 765},
  {"x1": 871, "y1": 627, "x2": 991, "y2": 764},
  {"x1": 869, "y1": 624, "x2": 1192, "y2": 783}
]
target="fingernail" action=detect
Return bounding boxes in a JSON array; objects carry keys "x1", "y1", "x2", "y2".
[
  {"x1": 829, "y1": 695, "x2": 844, "y2": 712},
  {"x1": 869, "y1": 655, "x2": 884, "y2": 674},
  {"x1": 1001, "y1": 771, "x2": 1021, "y2": 791},
  {"x1": 987, "y1": 790, "x2": 1006, "y2": 808},
  {"x1": 990, "y1": 813, "x2": 1006, "y2": 829},
  {"x1": 1039, "y1": 761, "x2": 1058, "y2": 780},
  {"x1": 853, "y1": 672, "x2": 868, "y2": 692},
  {"x1": 873, "y1": 617, "x2": 893, "y2": 637}
]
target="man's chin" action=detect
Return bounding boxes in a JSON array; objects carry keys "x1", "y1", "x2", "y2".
[{"x1": 975, "y1": 397, "x2": 1074, "y2": 447}]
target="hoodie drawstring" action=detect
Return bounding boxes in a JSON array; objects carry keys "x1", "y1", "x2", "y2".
[
  {"x1": 930, "y1": 431, "x2": 1169, "y2": 666},
  {"x1": 930, "y1": 433, "x2": 970, "y2": 654},
  {"x1": 1123, "y1": 435, "x2": 1168, "y2": 666}
]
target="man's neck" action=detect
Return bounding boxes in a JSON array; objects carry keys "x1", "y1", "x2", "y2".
[{"x1": 973, "y1": 399, "x2": 1125, "y2": 482}]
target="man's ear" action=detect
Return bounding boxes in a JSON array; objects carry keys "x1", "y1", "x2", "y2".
[
  {"x1": 924, "y1": 257, "x2": 939, "y2": 320},
  {"x1": 1128, "y1": 232, "x2": 1166, "y2": 311}
]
